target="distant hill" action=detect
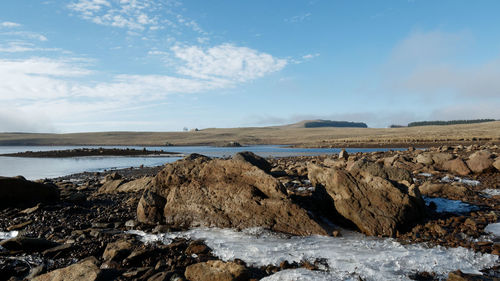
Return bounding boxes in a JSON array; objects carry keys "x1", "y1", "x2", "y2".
[
  {"x1": 287, "y1": 119, "x2": 368, "y2": 128},
  {"x1": 408, "y1": 119, "x2": 496, "y2": 127}
]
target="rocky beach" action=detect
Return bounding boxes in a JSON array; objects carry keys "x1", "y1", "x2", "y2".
[{"x1": 1, "y1": 144, "x2": 499, "y2": 280}]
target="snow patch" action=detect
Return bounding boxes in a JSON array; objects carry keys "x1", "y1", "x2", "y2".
[
  {"x1": 0, "y1": 231, "x2": 18, "y2": 240},
  {"x1": 441, "y1": 176, "x2": 480, "y2": 186},
  {"x1": 128, "y1": 228, "x2": 498, "y2": 280},
  {"x1": 482, "y1": 189, "x2": 500, "y2": 197},
  {"x1": 418, "y1": 173, "x2": 433, "y2": 178},
  {"x1": 484, "y1": 223, "x2": 500, "y2": 237},
  {"x1": 424, "y1": 197, "x2": 479, "y2": 213}
]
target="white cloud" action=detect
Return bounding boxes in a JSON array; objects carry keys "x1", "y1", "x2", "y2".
[
  {"x1": 172, "y1": 44, "x2": 287, "y2": 82},
  {"x1": 1, "y1": 21, "x2": 21, "y2": 28},
  {"x1": 67, "y1": 0, "x2": 174, "y2": 31},
  {"x1": 302, "y1": 53, "x2": 320, "y2": 60}
]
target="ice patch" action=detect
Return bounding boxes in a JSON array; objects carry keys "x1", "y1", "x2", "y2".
[
  {"x1": 128, "y1": 228, "x2": 498, "y2": 280},
  {"x1": 0, "y1": 231, "x2": 18, "y2": 240},
  {"x1": 484, "y1": 223, "x2": 500, "y2": 237},
  {"x1": 482, "y1": 189, "x2": 500, "y2": 196},
  {"x1": 262, "y1": 268, "x2": 346, "y2": 281},
  {"x1": 424, "y1": 197, "x2": 479, "y2": 213},
  {"x1": 441, "y1": 176, "x2": 480, "y2": 186}
]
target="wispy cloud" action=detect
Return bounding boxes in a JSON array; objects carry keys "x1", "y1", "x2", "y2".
[
  {"x1": 0, "y1": 41, "x2": 60, "y2": 53},
  {"x1": 285, "y1": 13, "x2": 312, "y2": 23},
  {"x1": 1, "y1": 21, "x2": 21, "y2": 28}
]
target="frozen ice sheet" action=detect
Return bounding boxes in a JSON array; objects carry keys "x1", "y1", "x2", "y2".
[{"x1": 128, "y1": 228, "x2": 498, "y2": 280}]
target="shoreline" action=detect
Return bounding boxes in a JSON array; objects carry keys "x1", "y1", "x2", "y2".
[{"x1": 1, "y1": 144, "x2": 499, "y2": 279}]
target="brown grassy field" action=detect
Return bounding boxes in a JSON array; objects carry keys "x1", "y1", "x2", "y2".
[{"x1": 0, "y1": 121, "x2": 499, "y2": 148}]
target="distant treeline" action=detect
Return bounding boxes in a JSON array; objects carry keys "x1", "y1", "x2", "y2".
[
  {"x1": 304, "y1": 120, "x2": 368, "y2": 128},
  {"x1": 407, "y1": 119, "x2": 496, "y2": 127}
]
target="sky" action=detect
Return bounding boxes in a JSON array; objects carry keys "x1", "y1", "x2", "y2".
[{"x1": 0, "y1": 0, "x2": 499, "y2": 132}]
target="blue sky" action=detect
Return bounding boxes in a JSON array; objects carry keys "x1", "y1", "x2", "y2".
[{"x1": 0, "y1": 0, "x2": 499, "y2": 132}]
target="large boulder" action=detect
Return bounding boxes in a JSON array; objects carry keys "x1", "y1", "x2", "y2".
[
  {"x1": 308, "y1": 163, "x2": 425, "y2": 237},
  {"x1": 347, "y1": 158, "x2": 413, "y2": 184},
  {"x1": 431, "y1": 153, "x2": 454, "y2": 167},
  {"x1": 442, "y1": 158, "x2": 471, "y2": 176},
  {"x1": 418, "y1": 182, "x2": 473, "y2": 199},
  {"x1": 466, "y1": 150, "x2": 494, "y2": 173},
  {"x1": 137, "y1": 154, "x2": 327, "y2": 236},
  {"x1": 32, "y1": 257, "x2": 101, "y2": 281},
  {"x1": 0, "y1": 177, "x2": 59, "y2": 209},
  {"x1": 185, "y1": 260, "x2": 249, "y2": 281},
  {"x1": 416, "y1": 153, "x2": 433, "y2": 165}
]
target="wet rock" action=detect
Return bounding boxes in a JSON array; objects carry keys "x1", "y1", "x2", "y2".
[
  {"x1": 184, "y1": 260, "x2": 249, "y2": 281},
  {"x1": 137, "y1": 154, "x2": 327, "y2": 236},
  {"x1": 42, "y1": 243, "x2": 73, "y2": 258},
  {"x1": 442, "y1": 158, "x2": 471, "y2": 176},
  {"x1": 32, "y1": 257, "x2": 101, "y2": 281},
  {"x1": 0, "y1": 237, "x2": 60, "y2": 253},
  {"x1": 308, "y1": 163, "x2": 425, "y2": 236},
  {"x1": 0, "y1": 177, "x2": 59, "y2": 208},
  {"x1": 447, "y1": 269, "x2": 493, "y2": 281},
  {"x1": 6, "y1": 220, "x2": 33, "y2": 231},
  {"x1": 467, "y1": 150, "x2": 494, "y2": 173},
  {"x1": 232, "y1": 151, "x2": 272, "y2": 173}
]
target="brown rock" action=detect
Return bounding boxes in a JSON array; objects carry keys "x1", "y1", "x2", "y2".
[
  {"x1": 32, "y1": 257, "x2": 101, "y2": 281},
  {"x1": 308, "y1": 164, "x2": 425, "y2": 236},
  {"x1": 137, "y1": 154, "x2": 327, "y2": 236},
  {"x1": 416, "y1": 154, "x2": 433, "y2": 165},
  {"x1": 347, "y1": 158, "x2": 413, "y2": 184},
  {"x1": 442, "y1": 158, "x2": 471, "y2": 176},
  {"x1": 185, "y1": 260, "x2": 249, "y2": 281},
  {"x1": 0, "y1": 176, "x2": 59, "y2": 208},
  {"x1": 232, "y1": 151, "x2": 272, "y2": 173},
  {"x1": 431, "y1": 153, "x2": 454, "y2": 167},
  {"x1": 102, "y1": 239, "x2": 134, "y2": 262},
  {"x1": 419, "y1": 182, "x2": 473, "y2": 199},
  {"x1": 99, "y1": 177, "x2": 153, "y2": 194},
  {"x1": 493, "y1": 157, "x2": 500, "y2": 171},
  {"x1": 339, "y1": 149, "x2": 348, "y2": 160},
  {"x1": 0, "y1": 237, "x2": 60, "y2": 252},
  {"x1": 466, "y1": 150, "x2": 494, "y2": 173}
]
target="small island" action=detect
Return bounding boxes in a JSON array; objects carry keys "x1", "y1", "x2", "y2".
[{"x1": 0, "y1": 148, "x2": 181, "y2": 158}]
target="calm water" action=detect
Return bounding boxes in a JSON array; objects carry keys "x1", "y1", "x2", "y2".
[{"x1": 0, "y1": 145, "x2": 403, "y2": 180}]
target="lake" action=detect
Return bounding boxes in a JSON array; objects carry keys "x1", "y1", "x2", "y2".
[{"x1": 0, "y1": 145, "x2": 403, "y2": 180}]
